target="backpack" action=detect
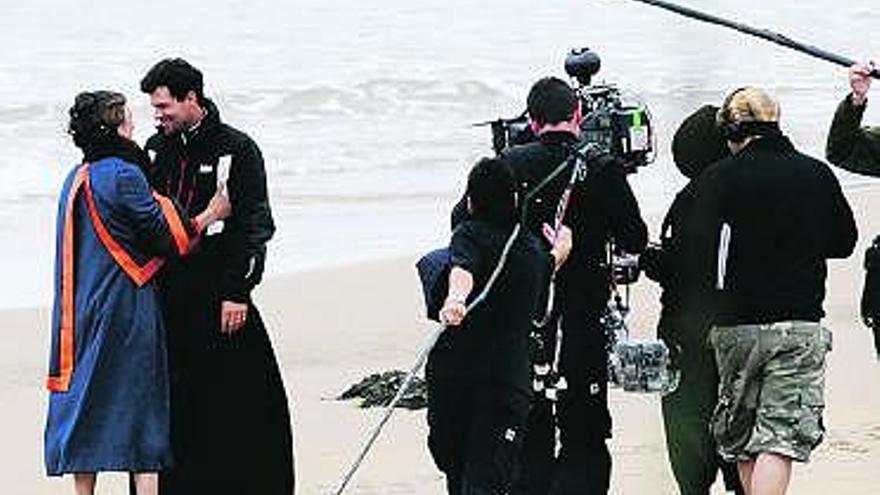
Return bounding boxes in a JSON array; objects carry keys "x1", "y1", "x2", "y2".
[{"x1": 416, "y1": 247, "x2": 451, "y2": 322}]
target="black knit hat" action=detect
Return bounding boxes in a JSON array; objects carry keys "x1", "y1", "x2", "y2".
[{"x1": 671, "y1": 104, "x2": 729, "y2": 179}]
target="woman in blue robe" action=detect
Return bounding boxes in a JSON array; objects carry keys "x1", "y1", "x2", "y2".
[{"x1": 44, "y1": 91, "x2": 230, "y2": 495}]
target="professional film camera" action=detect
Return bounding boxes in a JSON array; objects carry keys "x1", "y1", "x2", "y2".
[
  {"x1": 483, "y1": 47, "x2": 656, "y2": 173},
  {"x1": 490, "y1": 48, "x2": 676, "y2": 396}
]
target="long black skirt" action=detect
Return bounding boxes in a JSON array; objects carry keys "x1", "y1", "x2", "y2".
[{"x1": 157, "y1": 294, "x2": 295, "y2": 495}]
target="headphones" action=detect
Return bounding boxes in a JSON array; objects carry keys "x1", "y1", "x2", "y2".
[
  {"x1": 717, "y1": 87, "x2": 752, "y2": 142},
  {"x1": 717, "y1": 87, "x2": 780, "y2": 142}
]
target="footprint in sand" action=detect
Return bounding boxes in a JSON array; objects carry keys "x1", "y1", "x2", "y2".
[{"x1": 826, "y1": 432, "x2": 871, "y2": 455}]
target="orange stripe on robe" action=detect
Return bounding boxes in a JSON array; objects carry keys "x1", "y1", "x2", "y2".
[{"x1": 47, "y1": 164, "x2": 195, "y2": 392}]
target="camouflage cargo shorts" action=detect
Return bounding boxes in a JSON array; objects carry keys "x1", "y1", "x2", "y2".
[{"x1": 708, "y1": 321, "x2": 832, "y2": 463}]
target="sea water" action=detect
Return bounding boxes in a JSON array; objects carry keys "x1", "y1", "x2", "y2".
[{"x1": 0, "y1": 0, "x2": 876, "y2": 308}]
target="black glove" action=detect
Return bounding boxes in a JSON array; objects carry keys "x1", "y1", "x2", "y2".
[{"x1": 640, "y1": 242, "x2": 666, "y2": 283}]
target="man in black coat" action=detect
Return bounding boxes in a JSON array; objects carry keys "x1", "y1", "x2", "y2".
[
  {"x1": 454, "y1": 77, "x2": 647, "y2": 495},
  {"x1": 139, "y1": 58, "x2": 294, "y2": 495}
]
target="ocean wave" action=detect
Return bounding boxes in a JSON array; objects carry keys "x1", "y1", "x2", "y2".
[
  {"x1": 0, "y1": 102, "x2": 60, "y2": 127},
  {"x1": 226, "y1": 78, "x2": 512, "y2": 120}
]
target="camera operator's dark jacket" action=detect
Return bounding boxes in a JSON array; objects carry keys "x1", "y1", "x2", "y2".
[
  {"x1": 686, "y1": 133, "x2": 857, "y2": 326},
  {"x1": 826, "y1": 96, "x2": 880, "y2": 176},
  {"x1": 453, "y1": 131, "x2": 648, "y2": 312},
  {"x1": 143, "y1": 99, "x2": 275, "y2": 303}
]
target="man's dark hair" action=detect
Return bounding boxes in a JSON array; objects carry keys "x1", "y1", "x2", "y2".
[
  {"x1": 140, "y1": 58, "x2": 205, "y2": 104},
  {"x1": 467, "y1": 157, "x2": 517, "y2": 224},
  {"x1": 527, "y1": 77, "x2": 577, "y2": 126}
]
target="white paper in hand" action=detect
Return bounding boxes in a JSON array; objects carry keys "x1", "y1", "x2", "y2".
[{"x1": 206, "y1": 155, "x2": 232, "y2": 236}]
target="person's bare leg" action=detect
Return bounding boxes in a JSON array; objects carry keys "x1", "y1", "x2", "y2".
[
  {"x1": 133, "y1": 473, "x2": 159, "y2": 495},
  {"x1": 750, "y1": 453, "x2": 792, "y2": 495},
  {"x1": 737, "y1": 461, "x2": 754, "y2": 495},
  {"x1": 73, "y1": 473, "x2": 96, "y2": 495}
]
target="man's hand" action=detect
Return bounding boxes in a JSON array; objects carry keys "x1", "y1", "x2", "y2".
[
  {"x1": 439, "y1": 297, "x2": 467, "y2": 327},
  {"x1": 545, "y1": 223, "x2": 573, "y2": 270},
  {"x1": 207, "y1": 189, "x2": 232, "y2": 221},
  {"x1": 220, "y1": 300, "x2": 248, "y2": 334},
  {"x1": 194, "y1": 191, "x2": 231, "y2": 232},
  {"x1": 850, "y1": 62, "x2": 874, "y2": 106}
]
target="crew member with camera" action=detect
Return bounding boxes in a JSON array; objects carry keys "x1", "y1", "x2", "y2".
[
  {"x1": 642, "y1": 105, "x2": 744, "y2": 495},
  {"x1": 687, "y1": 87, "x2": 856, "y2": 495},
  {"x1": 455, "y1": 75, "x2": 647, "y2": 495}
]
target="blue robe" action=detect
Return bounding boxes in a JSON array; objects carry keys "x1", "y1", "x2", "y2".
[{"x1": 45, "y1": 157, "x2": 195, "y2": 475}]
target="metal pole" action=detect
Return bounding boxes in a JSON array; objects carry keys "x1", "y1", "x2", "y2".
[{"x1": 627, "y1": 0, "x2": 880, "y2": 78}]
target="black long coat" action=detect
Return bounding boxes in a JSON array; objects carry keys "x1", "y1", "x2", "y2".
[{"x1": 142, "y1": 100, "x2": 294, "y2": 495}]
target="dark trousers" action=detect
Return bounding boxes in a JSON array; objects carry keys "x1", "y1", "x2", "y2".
[
  {"x1": 427, "y1": 378, "x2": 530, "y2": 495},
  {"x1": 659, "y1": 320, "x2": 744, "y2": 495},
  {"x1": 515, "y1": 306, "x2": 613, "y2": 495}
]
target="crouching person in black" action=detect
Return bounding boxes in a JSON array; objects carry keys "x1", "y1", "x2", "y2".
[{"x1": 427, "y1": 157, "x2": 573, "y2": 495}]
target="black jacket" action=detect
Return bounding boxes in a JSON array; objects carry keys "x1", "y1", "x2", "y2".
[
  {"x1": 427, "y1": 220, "x2": 552, "y2": 394},
  {"x1": 454, "y1": 132, "x2": 648, "y2": 312},
  {"x1": 646, "y1": 184, "x2": 700, "y2": 321},
  {"x1": 686, "y1": 134, "x2": 857, "y2": 325},
  {"x1": 143, "y1": 99, "x2": 275, "y2": 302},
  {"x1": 826, "y1": 96, "x2": 880, "y2": 177}
]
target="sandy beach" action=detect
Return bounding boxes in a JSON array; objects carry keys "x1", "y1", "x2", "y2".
[{"x1": 4, "y1": 183, "x2": 880, "y2": 495}]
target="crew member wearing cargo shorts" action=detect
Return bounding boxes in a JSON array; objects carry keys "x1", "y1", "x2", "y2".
[
  {"x1": 710, "y1": 322, "x2": 832, "y2": 464},
  {"x1": 685, "y1": 86, "x2": 857, "y2": 494}
]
